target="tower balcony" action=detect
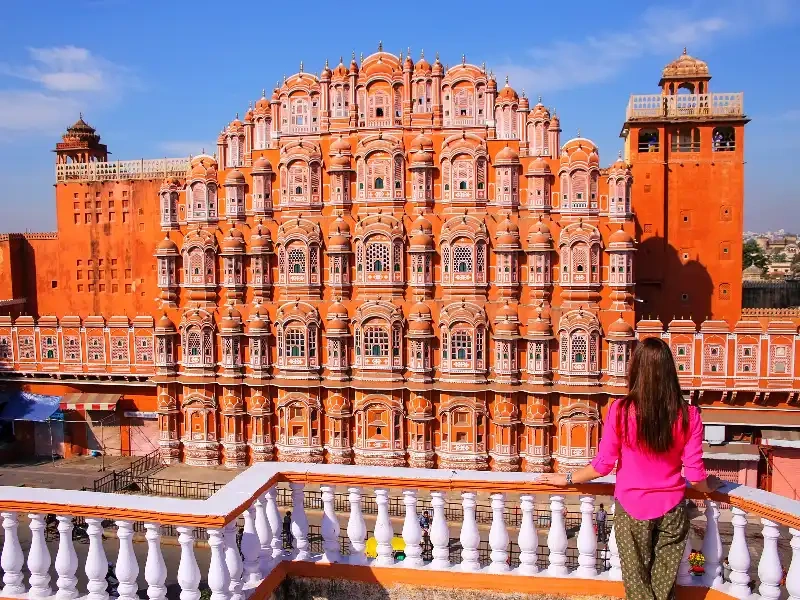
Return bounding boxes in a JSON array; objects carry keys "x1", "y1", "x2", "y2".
[
  {"x1": 1, "y1": 463, "x2": 797, "y2": 600},
  {"x1": 625, "y1": 93, "x2": 744, "y2": 121},
  {"x1": 55, "y1": 157, "x2": 189, "y2": 183}
]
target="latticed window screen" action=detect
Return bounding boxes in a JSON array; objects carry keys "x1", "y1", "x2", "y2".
[
  {"x1": 366, "y1": 242, "x2": 390, "y2": 272},
  {"x1": 288, "y1": 248, "x2": 306, "y2": 274},
  {"x1": 64, "y1": 336, "x2": 80, "y2": 361},
  {"x1": 442, "y1": 246, "x2": 450, "y2": 273},
  {"x1": 202, "y1": 331, "x2": 213, "y2": 362},
  {"x1": 87, "y1": 337, "x2": 104, "y2": 361},
  {"x1": 111, "y1": 337, "x2": 128, "y2": 362},
  {"x1": 453, "y1": 158, "x2": 473, "y2": 190},
  {"x1": 392, "y1": 242, "x2": 402, "y2": 272},
  {"x1": 737, "y1": 344, "x2": 757, "y2": 374},
  {"x1": 364, "y1": 326, "x2": 389, "y2": 357},
  {"x1": 451, "y1": 329, "x2": 473, "y2": 361},
  {"x1": 704, "y1": 344, "x2": 724, "y2": 373},
  {"x1": 476, "y1": 243, "x2": 486, "y2": 277},
  {"x1": 571, "y1": 333, "x2": 588, "y2": 367},
  {"x1": 453, "y1": 245, "x2": 473, "y2": 272},
  {"x1": 18, "y1": 336, "x2": 34, "y2": 359},
  {"x1": 286, "y1": 328, "x2": 306, "y2": 357},
  {"x1": 771, "y1": 344, "x2": 790, "y2": 374},
  {"x1": 187, "y1": 331, "x2": 201, "y2": 360}
]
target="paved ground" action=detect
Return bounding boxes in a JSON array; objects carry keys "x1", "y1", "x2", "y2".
[{"x1": 0, "y1": 455, "x2": 136, "y2": 490}]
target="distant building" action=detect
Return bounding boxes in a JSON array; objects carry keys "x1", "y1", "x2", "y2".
[{"x1": 743, "y1": 265, "x2": 764, "y2": 281}]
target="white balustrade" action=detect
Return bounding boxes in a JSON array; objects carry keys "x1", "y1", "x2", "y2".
[
  {"x1": 241, "y1": 507, "x2": 262, "y2": 584},
  {"x1": 429, "y1": 491, "x2": 450, "y2": 569},
  {"x1": 290, "y1": 483, "x2": 310, "y2": 561},
  {"x1": 115, "y1": 520, "x2": 139, "y2": 600},
  {"x1": 727, "y1": 507, "x2": 751, "y2": 598},
  {"x1": 459, "y1": 492, "x2": 481, "y2": 571},
  {"x1": 401, "y1": 490, "x2": 424, "y2": 568},
  {"x1": 547, "y1": 495, "x2": 569, "y2": 577},
  {"x1": 144, "y1": 523, "x2": 167, "y2": 600},
  {"x1": 177, "y1": 526, "x2": 201, "y2": 600},
  {"x1": 207, "y1": 528, "x2": 231, "y2": 600},
  {"x1": 224, "y1": 522, "x2": 244, "y2": 600},
  {"x1": 607, "y1": 504, "x2": 622, "y2": 581},
  {"x1": 320, "y1": 485, "x2": 341, "y2": 563},
  {"x1": 488, "y1": 494, "x2": 510, "y2": 573},
  {"x1": 374, "y1": 489, "x2": 395, "y2": 567},
  {"x1": 85, "y1": 518, "x2": 110, "y2": 600},
  {"x1": 28, "y1": 513, "x2": 53, "y2": 598},
  {"x1": 2, "y1": 512, "x2": 26, "y2": 596},
  {"x1": 758, "y1": 519, "x2": 782, "y2": 600},
  {"x1": 516, "y1": 495, "x2": 538, "y2": 576},
  {"x1": 347, "y1": 487, "x2": 368, "y2": 566},
  {"x1": 788, "y1": 529, "x2": 800, "y2": 600},
  {"x1": 55, "y1": 516, "x2": 79, "y2": 600},
  {"x1": 254, "y1": 494, "x2": 273, "y2": 574},
  {"x1": 677, "y1": 522, "x2": 693, "y2": 586},
  {"x1": 265, "y1": 487, "x2": 284, "y2": 561},
  {"x1": 576, "y1": 496, "x2": 597, "y2": 577},
  {"x1": 702, "y1": 501, "x2": 724, "y2": 588}
]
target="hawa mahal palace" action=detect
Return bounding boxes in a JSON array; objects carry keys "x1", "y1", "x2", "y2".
[{"x1": 1, "y1": 45, "x2": 797, "y2": 495}]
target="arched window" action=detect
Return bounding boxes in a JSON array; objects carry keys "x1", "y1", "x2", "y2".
[
  {"x1": 451, "y1": 328, "x2": 473, "y2": 360},
  {"x1": 452, "y1": 156, "x2": 474, "y2": 194},
  {"x1": 290, "y1": 97, "x2": 309, "y2": 131},
  {"x1": 288, "y1": 163, "x2": 309, "y2": 203},
  {"x1": 288, "y1": 247, "x2": 306, "y2": 274},
  {"x1": 638, "y1": 129, "x2": 659, "y2": 152},
  {"x1": 374, "y1": 177, "x2": 384, "y2": 189},
  {"x1": 364, "y1": 325, "x2": 389, "y2": 357},
  {"x1": 366, "y1": 240, "x2": 389, "y2": 272},
  {"x1": 672, "y1": 127, "x2": 700, "y2": 152},
  {"x1": 286, "y1": 326, "x2": 306, "y2": 357},
  {"x1": 453, "y1": 245, "x2": 472, "y2": 272},
  {"x1": 712, "y1": 126, "x2": 735, "y2": 152},
  {"x1": 453, "y1": 88, "x2": 474, "y2": 121}
]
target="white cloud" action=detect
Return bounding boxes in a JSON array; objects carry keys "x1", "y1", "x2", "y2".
[
  {"x1": 158, "y1": 141, "x2": 215, "y2": 157},
  {"x1": 0, "y1": 90, "x2": 82, "y2": 133},
  {"x1": 493, "y1": 0, "x2": 795, "y2": 94}
]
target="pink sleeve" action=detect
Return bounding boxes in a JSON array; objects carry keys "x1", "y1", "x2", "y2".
[
  {"x1": 591, "y1": 401, "x2": 621, "y2": 476},
  {"x1": 682, "y1": 406, "x2": 707, "y2": 482}
]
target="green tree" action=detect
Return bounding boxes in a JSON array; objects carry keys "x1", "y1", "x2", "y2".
[
  {"x1": 772, "y1": 252, "x2": 788, "y2": 263},
  {"x1": 743, "y1": 239, "x2": 768, "y2": 269},
  {"x1": 791, "y1": 253, "x2": 800, "y2": 276}
]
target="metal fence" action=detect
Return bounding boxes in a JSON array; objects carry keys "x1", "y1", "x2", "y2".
[{"x1": 93, "y1": 449, "x2": 165, "y2": 493}]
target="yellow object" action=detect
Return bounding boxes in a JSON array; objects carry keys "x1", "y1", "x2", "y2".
[{"x1": 364, "y1": 536, "x2": 406, "y2": 558}]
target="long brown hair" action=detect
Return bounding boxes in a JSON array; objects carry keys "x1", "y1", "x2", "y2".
[{"x1": 618, "y1": 337, "x2": 688, "y2": 454}]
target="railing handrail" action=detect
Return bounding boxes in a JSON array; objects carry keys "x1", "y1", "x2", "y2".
[{"x1": 2, "y1": 462, "x2": 799, "y2": 530}]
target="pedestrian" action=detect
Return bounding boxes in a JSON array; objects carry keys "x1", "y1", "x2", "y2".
[
  {"x1": 539, "y1": 337, "x2": 722, "y2": 600},
  {"x1": 282, "y1": 510, "x2": 293, "y2": 550},
  {"x1": 418, "y1": 510, "x2": 432, "y2": 554},
  {"x1": 596, "y1": 503, "x2": 608, "y2": 544}
]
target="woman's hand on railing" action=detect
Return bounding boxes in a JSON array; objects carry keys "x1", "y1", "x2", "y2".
[
  {"x1": 689, "y1": 475, "x2": 725, "y2": 495},
  {"x1": 537, "y1": 473, "x2": 569, "y2": 487}
]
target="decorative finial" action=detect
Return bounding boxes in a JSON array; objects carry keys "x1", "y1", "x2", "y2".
[
  {"x1": 325, "y1": 58, "x2": 329, "y2": 68},
  {"x1": 248, "y1": 100, "x2": 252, "y2": 110},
  {"x1": 481, "y1": 61, "x2": 486, "y2": 72},
  {"x1": 79, "y1": 111, "x2": 83, "y2": 119},
  {"x1": 462, "y1": 53, "x2": 466, "y2": 65},
  {"x1": 522, "y1": 88, "x2": 526, "y2": 98},
  {"x1": 339, "y1": 55, "x2": 343, "y2": 64},
  {"x1": 577, "y1": 128, "x2": 581, "y2": 137},
  {"x1": 262, "y1": 88, "x2": 266, "y2": 97},
  {"x1": 505, "y1": 74, "x2": 509, "y2": 85},
  {"x1": 378, "y1": 40, "x2": 383, "y2": 51},
  {"x1": 201, "y1": 147, "x2": 205, "y2": 154},
  {"x1": 618, "y1": 150, "x2": 622, "y2": 159},
  {"x1": 235, "y1": 112, "x2": 239, "y2": 119},
  {"x1": 283, "y1": 73, "x2": 287, "y2": 83},
  {"x1": 299, "y1": 61, "x2": 304, "y2": 72},
  {"x1": 683, "y1": 46, "x2": 687, "y2": 55},
  {"x1": 420, "y1": 48, "x2": 424, "y2": 59},
  {"x1": 538, "y1": 95, "x2": 542, "y2": 103},
  {"x1": 360, "y1": 52, "x2": 364, "y2": 63},
  {"x1": 435, "y1": 51, "x2": 440, "y2": 60},
  {"x1": 352, "y1": 50, "x2": 356, "y2": 60}
]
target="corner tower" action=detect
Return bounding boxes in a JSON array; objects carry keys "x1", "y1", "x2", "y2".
[
  {"x1": 54, "y1": 115, "x2": 108, "y2": 164},
  {"x1": 621, "y1": 49, "x2": 748, "y2": 324}
]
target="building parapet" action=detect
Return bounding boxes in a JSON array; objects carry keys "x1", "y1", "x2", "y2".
[
  {"x1": 55, "y1": 157, "x2": 190, "y2": 183},
  {"x1": 625, "y1": 93, "x2": 744, "y2": 121},
  {"x1": 742, "y1": 308, "x2": 800, "y2": 317},
  {"x1": 0, "y1": 463, "x2": 797, "y2": 600},
  {"x1": 0, "y1": 232, "x2": 58, "y2": 241}
]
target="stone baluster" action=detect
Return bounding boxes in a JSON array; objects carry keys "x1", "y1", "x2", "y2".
[
  {"x1": 265, "y1": 488, "x2": 283, "y2": 561},
  {"x1": 758, "y1": 519, "x2": 782, "y2": 600},
  {"x1": 28, "y1": 513, "x2": 53, "y2": 598},
  {"x1": 727, "y1": 507, "x2": 751, "y2": 598},
  {"x1": 347, "y1": 487, "x2": 368, "y2": 566},
  {"x1": 701, "y1": 501, "x2": 723, "y2": 588},
  {"x1": 207, "y1": 529, "x2": 231, "y2": 600},
  {"x1": 224, "y1": 523, "x2": 244, "y2": 600},
  {"x1": 290, "y1": 483, "x2": 310, "y2": 561},
  {"x1": 677, "y1": 523, "x2": 693, "y2": 586},
  {"x1": 320, "y1": 485, "x2": 341, "y2": 563},
  {"x1": 516, "y1": 495, "x2": 538, "y2": 576},
  {"x1": 547, "y1": 495, "x2": 569, "y2": 577},
  {"x1": 374, "y1": 489, "x2": 395, "y2": 567},
  {"x1": 144, "y1": 523, "x2": 167, "y2": 600},
  {"x1": 115, "y1": 521, "x2": 140, "y2": 600},
  {"x1": 429, "y1": 491, "x2": 450, "y2": 570},
  {"x1": 85, "y1": 518, "x2": 110, "y2": 600},
  {"x1": 2, "y1": 512, "x2": 26, "y2": 596},
  {"x1": 177, "y1": 527, "x2": 201, "y2": 600},
  {"x1": 55, "y1": 516, "x2": 79, "y2": 600},
  {"x1": 488, "y1": 494, "x2": 510, "y2": 573},
  {"x1": 241, "y1": 507, "x2": 262, "y2": 584},
  {"x1": 576, "y1": 496, "x2": 597, "y2": 577},
  {"x1": 788, "y1": 529, "x2": 800, "y2": 600},
  {"x1": 608, "y1": 504, "x2": 622, "y2": 581},
  {"x1": 254, "y1": 494, "x2": 272, "y2": 574},
  {"x1": 401, "y1": 490, "x2": 423, "y2": 568},
  {"x1": 460, "y1": 492, "x2": 481, "y2": 571}
]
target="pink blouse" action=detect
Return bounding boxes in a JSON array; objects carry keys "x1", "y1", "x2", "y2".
[{"x1": 591, "y1": 400, "x2": 707, "y2": 520}]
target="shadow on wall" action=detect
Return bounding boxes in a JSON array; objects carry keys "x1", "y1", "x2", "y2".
[{"x1": 635, "y1": 235, "x2": 714, "y2": 324}]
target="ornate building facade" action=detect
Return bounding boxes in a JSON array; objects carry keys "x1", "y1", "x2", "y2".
[{"x1": 2, "y1": 47, "x2": 798, "y2": 493}]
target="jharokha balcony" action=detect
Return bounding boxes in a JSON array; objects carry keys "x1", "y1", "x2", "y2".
[
  {"x1": 1, "y1": 463, "x2": 798, "y2": 600},
  {"x1": 625, "y1": 93, "x2": 744, "y2": 121}
]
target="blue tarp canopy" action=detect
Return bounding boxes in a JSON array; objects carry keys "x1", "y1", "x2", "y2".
[{"x1": 0, "y1": 391, "x2": 62, "y2": 421}]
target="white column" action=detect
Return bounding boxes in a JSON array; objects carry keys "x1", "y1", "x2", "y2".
[
  {"x1": 28, "y1": 513, "x2": 53, "y2": 598},
  {"x1": 207, "y1": 529, "x2": 231, "y2": 600},
  {"x1": 758, "y1": 519, "x2": 782, "y2": 600},
  {"x1": 86, "y1": 518, "x2": 110, "y2": 600},
  {"x1": 290, "y1": 483, "x2": 310, "y2": 561},
  {"x1": 265, "y1": 488, "x2": 283, "y2": 561},
  {"x1": 401, "y1": 490, "x2": 423, "y2": 568},
  {"x1": 727, "y1": 507, "x2": 751, "y2": 598},
  {"x1": 55, "y1": 516, "x2": 79, "y2": 600},
  {"x1": 241, "y1": 507, "x2": 262, "y2": 584},
  {"x1": 514, "y1": 495, "x2": 537, "y2": 576},
  {"x1": 607, "y1": 504, "x2": 622, "y2": 581},
  {"x1": 177, "y1": 527, "x2": 201, "y2": 600},
  {"x1": 224, "y1": 523, "x2": 244, "y2": 600},
  {"x1": 347, "y1": 487, "x2": 368, "y2": 566},
  {"x1": 547, "y1": 495, "x2": 569, "y2": 577},
  {"x1": 488, "y1": 493, "x2": 510, "y2": 573},
  {"x1": 429, "y1": 491, "x2": 450, "y2": 569},
  {"x1": 576, "y1": 495, "x2": 597, "y2": 577},
  {"x1": 254, "y1": 495, "x2": 272, "y2": 575},
  {"x1": 677, "y1": 524, "x2": 693, "y2": 586},
  {"x1": 459, "y1": 492, "x2": 481, "y2": 572},
  {"x1": 2, "y1": 512, "x2": 26, "y2": 596},
  {"x1": 320, "y1": 485, "x2": 341, "y2": 563},
  {"x1": 115, "y1": 520, "x2": 140, "y2": 600},
  {"x1": 701, "y1": 501, "x2": 723, "y2": 588},
  {"x1": 374, "y1": 489, "x2": 395, "y2": 567},
  {"x1": 144, "y1": 523, "x2": 167, "y2": 600},
  {"x1": 788, "y1": 528, "x2": 800, "y2": 600}
]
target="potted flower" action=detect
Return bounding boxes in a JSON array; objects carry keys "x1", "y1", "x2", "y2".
[{"x1": 688, "y1": 551, "x2": 705, "y2": 576}]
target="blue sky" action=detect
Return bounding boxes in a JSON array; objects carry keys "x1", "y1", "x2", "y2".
[{"x1": 0, "y1": 0, "x2": 798, "y2": 233}]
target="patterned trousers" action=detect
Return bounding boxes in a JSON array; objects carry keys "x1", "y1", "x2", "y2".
[{"x1": 614, "y1": 500, "x2": 689, "y2": 600}]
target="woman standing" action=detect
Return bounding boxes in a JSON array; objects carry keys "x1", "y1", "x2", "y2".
[{"x1": 539, "y1": 337, "x2": 721, "y2": 600}]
